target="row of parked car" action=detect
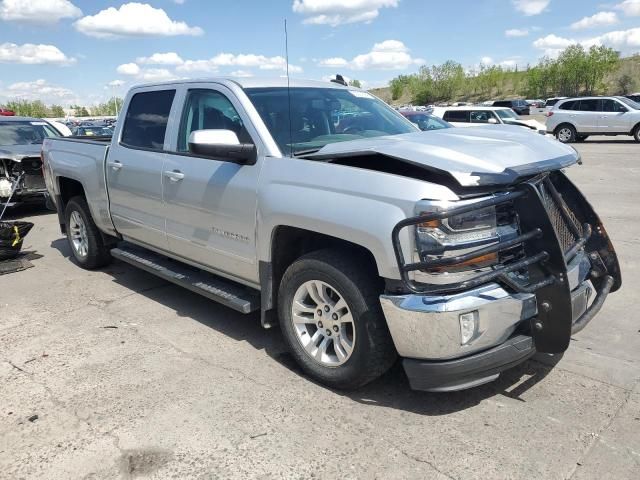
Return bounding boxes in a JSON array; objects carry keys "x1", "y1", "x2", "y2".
[{"x1": 399, "y1": 94, "x2": 640, "y2": 143}]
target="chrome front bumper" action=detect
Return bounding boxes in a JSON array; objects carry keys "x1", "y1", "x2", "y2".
[
  {"x1": 380, "y1": 283, "x2": 537, "y2": 360},
  {"x1": 381, "y1": 252, "x2": 592, "y2": 361}
]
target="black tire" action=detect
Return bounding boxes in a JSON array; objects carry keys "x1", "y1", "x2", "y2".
[
  {"x1": 278, "y1": 249, "x2": 397, "y2": 390},
  {"x1": 555, "y1": 124, "x2": 577, "y2": 143},
  {"x1": 633, "y1": 125, "x2": 640, "y2": 143},
  {"x1": 64, "y1": 196, "x2": 112, "y2": 269}
]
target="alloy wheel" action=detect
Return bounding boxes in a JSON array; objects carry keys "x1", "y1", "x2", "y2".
[{"x1": 290, "y1": 280, "x2": 356, "y2": 367}]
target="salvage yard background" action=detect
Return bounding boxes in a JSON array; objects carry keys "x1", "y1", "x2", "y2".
[{"x1": 0, "y1": 137, "x2": 638, "y2": 480}]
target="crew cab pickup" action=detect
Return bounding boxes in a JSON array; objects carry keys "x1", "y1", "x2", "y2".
[{"x1": 43, "y1": 78, "x2": 621, "y2": 392}]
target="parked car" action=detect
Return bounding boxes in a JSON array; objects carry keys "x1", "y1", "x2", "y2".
[
  {"x1": 43, "y1": 78, "x2": 620, "y2": 393},
  {"x1": 431, "y1": 106, "x2": 546, "y2": 133},
  {"x1": 0, "y1": 116, "x2": 61, "y2": 205},
  {"x1": 0, "y1": 108, "x2": 16, "y2": 117},
  {"x1": 48, "y1": 120, "x2": 72, "y2": 137},
  {"x1": 544, "y1": 97, "x2": 568, "y2": 111},
  {"x1": 71, "y1": 125, "x2": 113, "y2": 137},
  {"x1": 492, "y1": 99, "x2": 530, "y2": 115},
  {"x1": 546, "y1": 96, "x2": 640, "y2": 143},
  {"x1": 400, "y1": 111, "x2": 451, "y2": 131}
]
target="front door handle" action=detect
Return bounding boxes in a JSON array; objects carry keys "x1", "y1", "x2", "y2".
[
  {"x1": 107, "y1": 161, "x2": 122, "y2": 170},
  {"x1": 164, "y1": 170, "x2": 185, "y2": 182}
]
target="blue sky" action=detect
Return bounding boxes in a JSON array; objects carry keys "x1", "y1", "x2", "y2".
[{"x1": 1, "y1": 0, "x2": 639, "y2": 106}]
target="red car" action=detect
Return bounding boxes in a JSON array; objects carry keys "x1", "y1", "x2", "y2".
[{"x1": 0, "y1": 108, "x2": 15, "y2": 116}]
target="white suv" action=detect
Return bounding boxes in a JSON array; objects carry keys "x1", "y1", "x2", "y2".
[
  {"x1": 546, "y1": 96, "x2": 640, "y2": 143},
  {"x1": 430, "y1": 106, "x2": 546, "y2": 133}
]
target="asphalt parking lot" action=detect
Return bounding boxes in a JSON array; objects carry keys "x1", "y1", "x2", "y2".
[{"x1": 1, "y1": 137, "x2": 639, "y2": 480}]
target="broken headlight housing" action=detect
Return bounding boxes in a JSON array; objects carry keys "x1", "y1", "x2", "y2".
[{"x1": 413, "y1": 195, "x2": 520, "y2": 281}]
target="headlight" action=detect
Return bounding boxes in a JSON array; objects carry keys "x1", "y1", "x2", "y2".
[{"x1": 414, "y1": 196, "x2": 519, "y2": 275}]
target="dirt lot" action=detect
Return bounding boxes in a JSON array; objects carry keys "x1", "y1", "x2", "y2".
[{"x1": 1, "y1": 137, "x2": 639, "y2": 480}]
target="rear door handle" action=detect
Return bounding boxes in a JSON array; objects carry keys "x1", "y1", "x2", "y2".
[
  {"x1": 107, "y1": 161, "x2": 122, "y2": 170},
  {"x1": 164, "y1": 170, "x2": 185, "y2": 182}
]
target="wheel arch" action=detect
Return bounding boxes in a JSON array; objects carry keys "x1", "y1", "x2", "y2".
[
  {"x1": 56, "y1": 177, "x2": 86, "y2": 233},
  {"x1": 259, "y1": 226, "x2": 381, "y2": 328}
]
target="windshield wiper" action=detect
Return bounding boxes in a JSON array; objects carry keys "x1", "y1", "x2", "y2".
[{"x1": 291, "y1": 148, "x2": 322, "y2": 157}]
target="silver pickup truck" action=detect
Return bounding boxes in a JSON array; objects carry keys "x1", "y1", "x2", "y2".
[{"x1": 42, "y1": 78, "x2": 621, "y2": 392}]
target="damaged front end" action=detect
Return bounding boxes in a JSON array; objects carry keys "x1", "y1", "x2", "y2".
[
  {"x1": 383, "y1": 171, "x2": 621, "y2": 391},
  {"x1": 0, "y1": 151, "x2": 47, "y2": 206}
]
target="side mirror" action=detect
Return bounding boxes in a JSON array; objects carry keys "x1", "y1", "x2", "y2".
[
  {"x1": 188, "y1": 129, "x2": 257, "y2": 165},
  {"x1": 487, "y1": 117, "x2": 498, "y2": 124}
]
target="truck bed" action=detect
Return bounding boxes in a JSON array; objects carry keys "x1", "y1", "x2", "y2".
[{"x1": 42, "y1": 136, "x2": 115, "y2": 236}]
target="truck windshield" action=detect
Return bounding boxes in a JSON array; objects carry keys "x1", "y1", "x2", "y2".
[
  {"x1": 244, "y1": 87, "x2": 416, "y2": 156},
  {"x1": 0, "y1": 121, "x2": 60, "y2": 146}
]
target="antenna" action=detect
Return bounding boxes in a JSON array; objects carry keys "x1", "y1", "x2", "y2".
[{"x1": 284, "y1": 18, "x2": 293, "y2": 156}]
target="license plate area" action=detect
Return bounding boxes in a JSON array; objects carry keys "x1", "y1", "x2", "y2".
[{"x1": 571, "y1": 282, "x2": 591, "y2": 323}]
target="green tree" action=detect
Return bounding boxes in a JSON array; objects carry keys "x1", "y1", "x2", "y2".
[
  {"x1": 348, "y1": 79, "x2": 362, "y2": 88},
  {"x1": 50, "y1": 105, "x2": 65, "y2": 117}
]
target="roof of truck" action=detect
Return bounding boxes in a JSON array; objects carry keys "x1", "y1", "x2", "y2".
[{"x1": 131, "y1": 77, "x2": 352, "y2": 90}]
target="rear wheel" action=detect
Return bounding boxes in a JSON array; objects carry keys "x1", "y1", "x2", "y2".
[
  {"x1": 556, "y1": 124, "x2": 577, "y2": 143},
  {"x1": 64, "y1": 196, "x2": 112, "y2": 269},
  {"x1": 633, "y1": 125, "x2": 640, "y2": 143},
  {"x1": 278, "y1": 249, "x2": 396, "y2": 389}
]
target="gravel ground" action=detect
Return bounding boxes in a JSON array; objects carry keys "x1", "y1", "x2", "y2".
[{"x1": 0, "y1": 137, "x2": 638, "y2": 479}]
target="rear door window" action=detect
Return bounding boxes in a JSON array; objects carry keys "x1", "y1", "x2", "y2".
[
  {"x1": 121, "y1": 90, "x2": 176, "y2": 150},
  {"x1": 443, "y1": 110, "x2": 469, "y2": 122},
  {"x1": 559, "y1": 100, "x2": 579, "y2": 110},
  {"x1": 579, "y1": 99, "x2": 599, "y2": 112}
]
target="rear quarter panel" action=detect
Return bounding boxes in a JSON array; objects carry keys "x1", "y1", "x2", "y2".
[{"x1": 43, "y1": 138, "x2": 116, "y2": 236}]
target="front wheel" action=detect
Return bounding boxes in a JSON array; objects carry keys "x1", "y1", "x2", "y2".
[
  {"x1": 64, "y1": 196, "x2": 112, "y2": 269},
  {"x1": 278, "y1": 249, "x2": 396, "y2": 390},
  {"x1": 556, "y1": 125, "x2": 577, "y2": 143},
  {"x1": 633, "y1": 125, "x2": 640, "y2": 143}
]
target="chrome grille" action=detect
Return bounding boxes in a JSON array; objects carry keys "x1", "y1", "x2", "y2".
[{"x1": 538, "y1": 180, "x2": 579, "y2": 253}]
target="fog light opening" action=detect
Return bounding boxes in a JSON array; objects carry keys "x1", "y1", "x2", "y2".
[{"x1": 459, "y1": 311, "x2": 479, "y2": 345}]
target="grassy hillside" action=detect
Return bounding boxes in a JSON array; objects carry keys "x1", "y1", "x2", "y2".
[{"x1": 371, "y1": 54, "x2": 640, "y2": 105}]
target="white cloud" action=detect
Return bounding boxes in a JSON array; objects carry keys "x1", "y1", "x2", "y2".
[
  {"x1": 230, "y1": 70, "x2": 254, "y2": 77},
  {"x1": 318, "y1": 39, "x2": 423, "y2": 71},
  {"x1": 173, "y1": 0, "x2": 186, "y2": 4},
  {"x1": 0, "y1": 79, "x2": 78, "y2": 105},
  {"x1": 533, "y1": 33, "x2": 575, "y2": 49},
  {"x1": 616, "y1": 0, "x2": 640, "y2": 16},
  {"x1": 292, "y1": 0, "x2": 398, "y2": 26},
  {"x1": 0, "y1": 42, "x2": 75, "y2": 65},
  {"x1": 138, "y1": 68, "x2": 177, "y2": 82},
  {"x1": 136, "y1": 52, "x2": 184, "y2": 65},
  {"x1": 512, "y1": 0, "x2": 550, "y2": 16},
  {"x1": 0, "y1": 0, "x2": 81, "y2": 24},
  {"x1": 532, "y1": 33, "x2": 576, "y2": 57},
  {"x1": 532, "y1": 26, "x2": 640, "y2": 57},
  {"x1": 176, "y1": 53, "x2": 303, "y2": 74},
  {"x1": 107, "y1": 80, "x2": 125, "y2": 87},
  {"x1": 116, "y1": 62, "x2": 140, "y2": 75},
  {"x1": 74, "y1": 2, "x2": 203, "y2": 38},
  {"x1": 318, "y1": 56, "x2": 348, "y2": 67},
  {"x1": 480, "y1": 56, "x2": 494, "y2": 65},
  {"x1": 505, "y1": 28, "x2": 529, "y2": 37},
  {"x1": 571, "y1": 11, "x2": 618, "y2": 30},
  {"x1": 583, "y1": 27, "x2": 640, "y2": 52}
]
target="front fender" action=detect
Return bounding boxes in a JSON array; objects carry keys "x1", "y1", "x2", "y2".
[{"x1": 256, "y1": 157, "x2": 459, "y2": 280}]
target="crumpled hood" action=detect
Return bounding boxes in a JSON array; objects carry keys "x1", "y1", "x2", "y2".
[
  {"x1": 305, "y1": 125, "x2": 579, "y2": 187},
  {"x1": 0, "y1": 143, "x2": 42, "y2": 162}
]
